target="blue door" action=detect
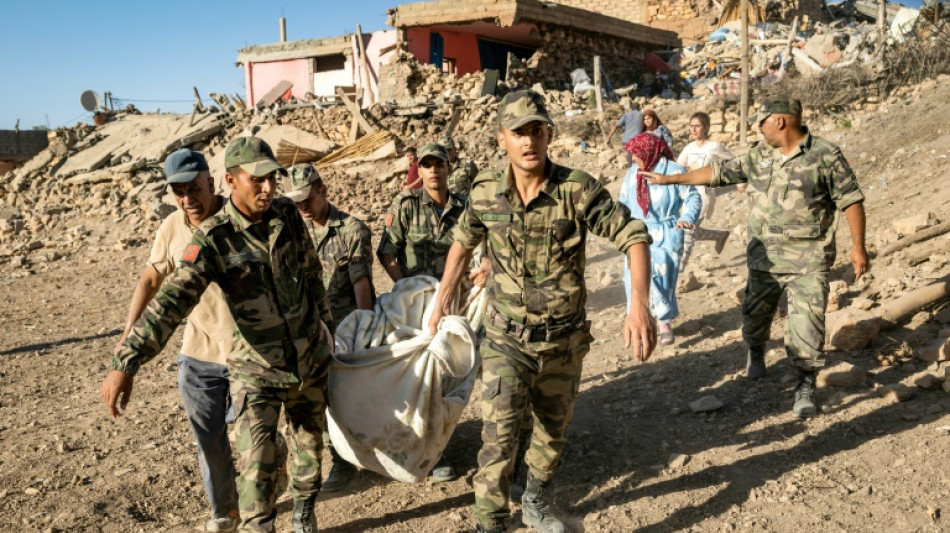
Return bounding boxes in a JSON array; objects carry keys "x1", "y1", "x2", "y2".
[{"x1": 430, "y1": 31, "x2": 444, "y2": 70}]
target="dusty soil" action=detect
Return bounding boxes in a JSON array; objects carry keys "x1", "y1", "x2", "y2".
[{"x1": 2, "y1": 80, "x2": 950, "y2": 533}]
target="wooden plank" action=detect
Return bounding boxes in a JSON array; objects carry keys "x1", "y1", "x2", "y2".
[
  {"x1": 257, "y1": 80, "x2": 293, "y2": 108},
  {"x1": 481, "y1": 69, "x2": 499, "y2": 96},
  {"x1": 335, "y1": 87, "x2": 376, "y2": 135},
  {"x1": 445, "y1": 107, "x2": 462, "y2": 137}
]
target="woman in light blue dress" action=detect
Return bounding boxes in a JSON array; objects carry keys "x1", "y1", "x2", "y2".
[{"x1": 619, "y1": 133, "x2": 701, "y2": 345}]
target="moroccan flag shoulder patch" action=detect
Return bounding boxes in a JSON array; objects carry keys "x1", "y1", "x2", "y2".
[{"x1": 182, "y1": 244, "x2": 201, "y2": 262}]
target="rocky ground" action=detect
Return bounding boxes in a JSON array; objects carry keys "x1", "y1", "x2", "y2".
[{"x1": 1, "y1": 78, "x2": 949, "y2": 532}]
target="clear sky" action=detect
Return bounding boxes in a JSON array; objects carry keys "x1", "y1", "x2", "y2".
[
  {"x1": 0, "y1": 0, "x2": 395, "y2": 130},
  {"x1": 0, "y1": 0, "x2": 927, "y2": 131}
]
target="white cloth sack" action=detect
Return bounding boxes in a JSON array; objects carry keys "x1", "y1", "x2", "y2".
[{"x1": 327, "y1": 276, "x2": 485, "y2": 483}]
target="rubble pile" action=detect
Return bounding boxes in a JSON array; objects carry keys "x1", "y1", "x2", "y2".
[
  {"x1": 2, "y1": 0, "x2": 948, "y2": 277},
  {"x1": 677, "y1": 2, "x2": 949, "y2": 106}
]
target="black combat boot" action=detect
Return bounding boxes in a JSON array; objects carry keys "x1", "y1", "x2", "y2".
[
  {"x1": 474, "y1": 522, "x2": 507, "y2": 533},
  {"x1": 521, "y1": 472, "x2": 568, "y2": 533},
  {"x1": 792, "y1": 369, "x2": 818, "y2": 418},
  {"x1": 292, "y1": 494, "x2": 318, "y2": 533},
  {"x1": 746, "y1": 345, "x2": 767, "y2": 380},
  {"x1": 322, "y1": 447, "x2": 356, "y2": 492}
]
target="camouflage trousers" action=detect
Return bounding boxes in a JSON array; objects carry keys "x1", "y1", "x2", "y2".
[
  {"x1": 230, "y1": 367, "x2": 328, "y2": 532},
  {"x1": 472, "y1": 322, "x2": 592, "y2": 528},
  {"x1": 742, "y1": 269, "x2": 829, "y2": 370}
]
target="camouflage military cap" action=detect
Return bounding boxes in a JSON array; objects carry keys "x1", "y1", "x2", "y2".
[
  {"x1": 418, "y1": 143, "x2": 449, "y2": 162},
  {"x1": 281, "y1": 163, "x2": 322, "y2": 203},
  {"x1": 225, "y1": 136, "x2": 286, "y2": 177},
  {"x1": 749, "y1": 95, "x2": 803, "y2": 124},
  {"x1": 497, "y1": 90, "x2": 553, "y2": 130}
]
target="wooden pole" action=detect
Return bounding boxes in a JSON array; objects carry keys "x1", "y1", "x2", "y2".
[
  {"x1": 355, "y1": 24, "x2": 375, "y2": 107},
  {"x1": 593, "y1": 56, "x2": 603, "y2": 114},
  {"x1": 740, "y1": 0, "x2": 749, "y2": 144},
  {"x1": 877, "y1": 0, "x2": 887, "y2": 33}
]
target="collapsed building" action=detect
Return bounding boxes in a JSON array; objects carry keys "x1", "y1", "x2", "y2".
[{"x1": 238, "y1": 0, "x2": 679, "y2": 109}]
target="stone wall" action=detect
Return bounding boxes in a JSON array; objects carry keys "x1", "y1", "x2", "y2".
[{"x1": 512, "y1": 22, "x2": 651, "y2": 90}]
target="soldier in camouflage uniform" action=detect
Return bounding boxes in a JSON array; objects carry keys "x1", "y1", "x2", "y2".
[
  {"x1": 282, "y1": 163, "x2": 375, "y2": 492},
  {"x1": 377, "y1": 142, "x2": 467, "y2": 283},
  {"x1": 104, "y1": 137, "x2": 335, "y2": 533},
  {"x1": 643, "y1": 95, "x2": 868, "y2": 418},
  {"x1": 444, "y1": 136, "x2": 479, "y2": 197},
  {"x1": 377, "y1": 142, "x2": 468, "y2": 482},
  {"x1": 427, "y1": 90, "x2": 657, "y2": 533}
]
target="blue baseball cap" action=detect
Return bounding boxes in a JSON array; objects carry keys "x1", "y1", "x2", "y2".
[{"x1": 164, "y1": 148, "x2": 210, "y2": 184}]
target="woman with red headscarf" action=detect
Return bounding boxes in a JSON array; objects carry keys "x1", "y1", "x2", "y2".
[
  {"x1": 642, "y1": 109, "x2": 674, "y2": 152},
  {"x1": 619, "y1": 133, "x2": 700, "y2": 345}
]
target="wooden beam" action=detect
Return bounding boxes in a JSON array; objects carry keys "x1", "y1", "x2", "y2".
[{"x1": 335, "y1": 87, "x2": 376, "y2": 136}]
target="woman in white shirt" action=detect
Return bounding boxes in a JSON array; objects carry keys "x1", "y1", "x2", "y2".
[{"x1": 676, "y1": 112, "x2": 737, "y2": 269}]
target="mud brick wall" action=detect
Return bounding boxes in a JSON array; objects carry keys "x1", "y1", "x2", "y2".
[{"x1": 512, "y1": 22, "x2": 651, "y2": 90}]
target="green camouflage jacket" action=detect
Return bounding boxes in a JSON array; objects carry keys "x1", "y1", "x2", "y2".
[
  {"x1": 112, "y1": 197, "x2": 334, "y2": 388},
  {"x1": 711, "y1": 130, "x2": 864, "y2": 274},
  {"x1": 448, "y1": 158, "x2": 479, "y2": 197},
  {"x1": 306, "y1": 204, "x2": 374, "y2": 324},
  {"x1": 377, "y1": 188, "x2": 466, "y2": 279},
  {"x1": 453, "y1": 161, "x2": 650, "y2": 326}
]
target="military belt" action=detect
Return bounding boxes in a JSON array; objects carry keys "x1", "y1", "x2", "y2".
[{"x1": 487, "y1": 307, "x2": 586, "y2": 343}]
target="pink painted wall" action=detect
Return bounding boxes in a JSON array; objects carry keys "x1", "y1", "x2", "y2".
[
  {"x1": 244, "y1": 58, "x2": 313, "y2": 107},
  {"x1": 406, "y1": 28, "x2": 482, "y2": 75},
  {"x1": 357, "y1": 30, "x2": 398, "y2": 106}
]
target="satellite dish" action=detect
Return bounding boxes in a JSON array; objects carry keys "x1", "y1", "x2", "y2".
[{"x1": 80, "y1": 90, "x2": 101, "y2": 112}]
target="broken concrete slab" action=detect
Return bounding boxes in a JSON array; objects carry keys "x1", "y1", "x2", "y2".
[
  {"x1": 57, "y1": 114, "x2": 229, "y2": 178},
  {"x1": 63, "y1": 169, "x2": 117, "y2": 186}
]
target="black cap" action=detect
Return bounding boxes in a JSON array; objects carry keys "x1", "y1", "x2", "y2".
[{"x1": 164, "y1": 148, "x2": 209, "y2": 184}]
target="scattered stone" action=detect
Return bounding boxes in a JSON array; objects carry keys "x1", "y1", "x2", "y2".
[
  {"x1": 876, "y1": 383, "x2": 915, "y2": 402},
  {"x1": 824, "y1": 308, "x2": 880, "y2": 351},
  {"x1": 900, "y1": 362, "x2": 917, "y2": 373},
  {"x1": 892, "y1": 212, "x2": 938, "y2": 236},
  {"x1": 680, "y1": 272, "x2": 701, "y2": 293},
  {"x1": 24, "y1": 488, "x2": 39, "y2": 496},
  {"x1": 913, "y1": 373, "x2": 943, "y2": 390},
  {"x1": 731, "y1": 285, "x2": 746, "y2": 304},
  {"x1": 699, "y1": 325, "x2": 715, "y2": 336},
  {"x1": 817, "y1": 362, "x2": 866, "y2": 388},
  {"x1": 689, "y1": 396, "x2": 724, "y2": 413},
  {"x1": 917, "y1": 328, "x2": 950, "y2": 363},
  {"x1": 851, "y1": 297, "x2": 875, "y2": 311},
  {"x1": 829, "y1": 280, "x2": 848, "y2": 294},
  {"x1": 667, "y1": 453, "x2": 690, "y2": 470}
]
